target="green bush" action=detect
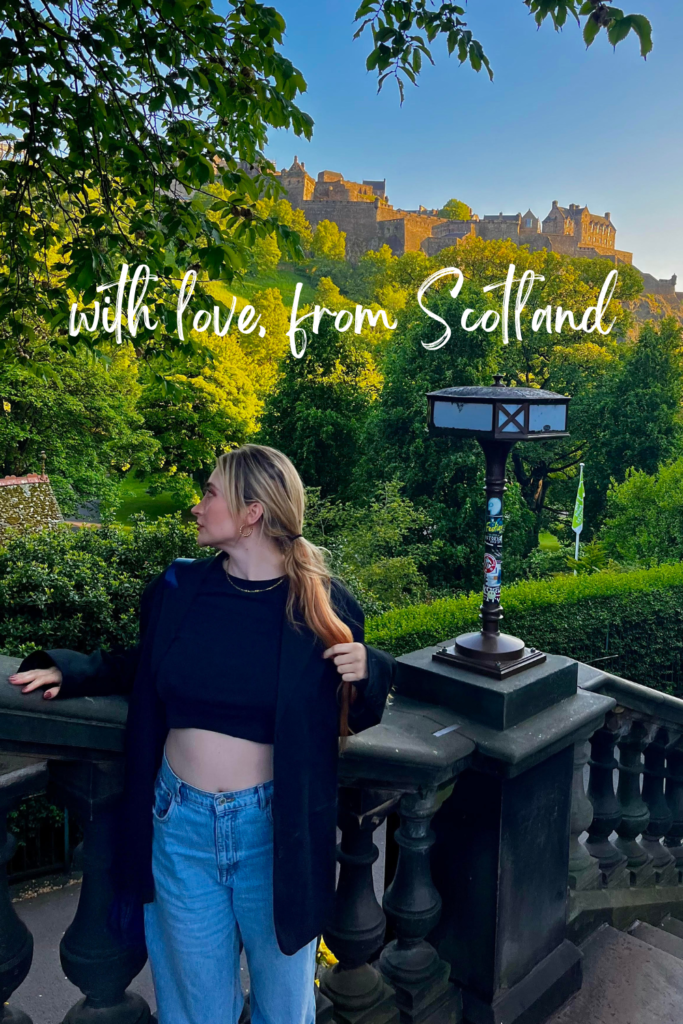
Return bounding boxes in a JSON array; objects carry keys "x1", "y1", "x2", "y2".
[
  {"x1": 365, "y1": 562, "x2": 683, "y2": 696},
  {"x1": 601, "y1": 457, "x2": 683, "y2": 565},
  {"x1": 0, "y1": 515, "x2": 200, "y2": 658}
]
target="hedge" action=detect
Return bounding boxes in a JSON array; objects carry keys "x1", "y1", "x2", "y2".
[
  {"x1": 2, "y1": 519, "x2": 683, "y2": 698},
  {"x1": 365, "y1": 563, "x2": 683, "y2": 697}
]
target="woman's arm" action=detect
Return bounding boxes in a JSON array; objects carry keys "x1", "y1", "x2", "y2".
[
  {"x1": 329, "y1": 578, "x2": 397, "y2": 734},
  {"x1": 10, "y1": 571, "x2": 163, "y2": 700}
]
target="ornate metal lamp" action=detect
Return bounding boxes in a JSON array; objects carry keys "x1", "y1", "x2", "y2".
[{"x1": 427, "y1": 375, "x2": 570, "y2": 679}]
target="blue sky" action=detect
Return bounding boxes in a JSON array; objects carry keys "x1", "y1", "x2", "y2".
[{"x1": 264, "y1": 0, "x2": 681, "y2": 281}]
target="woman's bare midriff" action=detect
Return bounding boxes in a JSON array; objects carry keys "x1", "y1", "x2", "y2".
[{"x1": 164, "y1": 728, "x2": 274, "y2": 793}]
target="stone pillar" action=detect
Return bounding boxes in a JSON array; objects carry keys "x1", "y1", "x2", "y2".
[
  {"x1": 0, "y1": 769, "x2": 37, "y2": 1024},
  {"x1": 640, "y1": 726, "x2": 677, "y2": 884},
  {"x1": 663, "y1": 734, "x2": 683, "y2": 877},
  {"x1": 378, "y1": 787, "x2": 461, "y2": 1024},
  {"x1": 568, "y1": 735, "x2": 601, "y2": 891},
  {"x1": 395, "y1": 649, "x2": 614, "y2": 1024},
  {"x1": 319, "y1": 786, "x2": 400, "y2": 1024},
  {"x1": 0, "y1": 759, "x2": 53, "y2": 1023},
  {"x1": 48, "y1": 759, "x2": 151, "y2": 1024},
  {"x1": 585, "y1": 717, "x2": 627, "y2": 885},
  {"x1": 614, "y1": 717, "x2": 654, "y2": 886}
]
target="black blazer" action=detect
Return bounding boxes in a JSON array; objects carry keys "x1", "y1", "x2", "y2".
[{"x1": 20, "y1": 554, "x2": 397, "y2": 956}]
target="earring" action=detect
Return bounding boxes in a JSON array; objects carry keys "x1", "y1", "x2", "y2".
[{"x1": 239, "y1": 524, "x2": 253, "y2": 538}]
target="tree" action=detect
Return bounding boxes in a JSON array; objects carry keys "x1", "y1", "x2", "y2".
[
  {"x1": 0, "y1": 342, "x2": 157, "y2": 515},
  {"x1": 536, "y1": 317, "x2": 683, "y2": 536},
  {"x1": 270, "y1": 199, "x2": 313, "y2": 256},
  {"x1": 311, "y1": 220, "x2": 346, "y2": 262},
  {"x1": 257, "y1": 316, "x2": 381, "y2": 500},
  {"x1": 601, "y1": 457, "x2": 683, "y2": 566},
  {"x1": 0, "y1": 0, "x2": 313, "y2": 360},
  {"x1": 250, "y1": 234, "x2": 282, "y2": 275},
  {"x1": 140, "y1": 332, "x2": 261, "y2": 497},
  {"x1": 238, "y1": 287, "x2": 290, "y2": 395},
  {"x1": 438, "y1": 199, "x2": 472, "y2": 221}
]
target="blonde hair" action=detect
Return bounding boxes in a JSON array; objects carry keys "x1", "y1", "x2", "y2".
[{"x1": 214, "y1": 444, "x2": 358, "y2": 751}]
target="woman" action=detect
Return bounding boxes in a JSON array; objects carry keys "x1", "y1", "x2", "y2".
[{"x1": 9, "y1": 444, "x2": 396, "y2": 1024}]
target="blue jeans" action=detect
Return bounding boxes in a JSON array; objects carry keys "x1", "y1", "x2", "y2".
[{"x1": 143, "y1": 747, "x2": 318, "y2": 1024}]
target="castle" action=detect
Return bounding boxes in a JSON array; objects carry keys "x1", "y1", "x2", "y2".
[
  {"x1": 266, "y1": 157, "x2": 634, "y2": 267},
  {"x1": 275, "y1": 157, "x2": 447, "y2": 262}
]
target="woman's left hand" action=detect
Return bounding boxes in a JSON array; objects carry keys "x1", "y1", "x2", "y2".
[{"x1": 322, "y1": 642, "x2": 368, "y2": 682}]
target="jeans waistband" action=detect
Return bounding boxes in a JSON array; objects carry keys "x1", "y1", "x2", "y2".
[{"x1": 159, "y1": 746, "x2": 274, "y2": 812}]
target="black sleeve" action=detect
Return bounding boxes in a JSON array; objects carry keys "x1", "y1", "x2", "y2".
[
  {"x1": 18, "y1": 572, "x2": 163, "y2": 700},
  {"x1": 330, "y1": 578, "x2": 397, "y2": 734}
]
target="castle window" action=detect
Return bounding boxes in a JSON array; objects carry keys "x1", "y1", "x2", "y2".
[{"x1": 525, "y1": 218, "x2": 532, "y2": 227}]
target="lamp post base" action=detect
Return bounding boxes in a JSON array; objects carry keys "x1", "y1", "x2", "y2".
[{"x1": 433, "y1": 633, "x2": 547, "y2": 679}]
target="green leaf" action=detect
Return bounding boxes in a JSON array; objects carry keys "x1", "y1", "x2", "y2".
[{"x1": 583, "y1": 15, "x2": 601, "y2": 46}]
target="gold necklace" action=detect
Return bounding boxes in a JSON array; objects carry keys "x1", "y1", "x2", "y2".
[{"x1": 222, "y1": 558, "x2": 286, "y2": 593}]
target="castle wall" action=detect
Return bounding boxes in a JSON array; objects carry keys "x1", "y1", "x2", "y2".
[
  {"x1": 301, "y1": 200, "x2": 391, "y2": 261},
  {"x1": 422, "y1": 221, "x2": 476, "y2": 257},
  {"x1": 401, "y1": 212, "x2": 446, "y2": 255},
  {"x1": 478, "y1": 219, "x2": 522, "y2": 243}
]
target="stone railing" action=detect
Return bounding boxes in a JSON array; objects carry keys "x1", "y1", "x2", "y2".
[
  {"x1": 568, "y1": 663, "x2": 683, "y2": 943},
  {"x1": 3, "y1": 643, "x2": 683, "y2": 1024},
  {"x1": 0, "y1": 654, "x2": 476, "y2": 1024}
]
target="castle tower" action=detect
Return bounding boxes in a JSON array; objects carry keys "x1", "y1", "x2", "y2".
[
  {"x1": 543, "y1": 201, "x2": 574, "y2": 236},
  {"x1": 279, "y1": 156, "x2": 315, "y2": 209},
  {"x1": 520, "y1": 209, "x2": 541, "y2": 234}
]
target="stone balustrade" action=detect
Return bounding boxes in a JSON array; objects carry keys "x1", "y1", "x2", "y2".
[
  {"x1": 0, "y1": 655, "x2": 475, "y2": 1024},
  {"x1": 569, "y1": 664, "x2": 683, "y2": 942},
  {"x1": 3, "y1": 645, "x2": 683, "y2": 1024}
]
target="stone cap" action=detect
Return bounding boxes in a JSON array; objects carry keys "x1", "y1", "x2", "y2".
[{"x1": 0, "y1": 474, "x2": 49, "y2": 486}]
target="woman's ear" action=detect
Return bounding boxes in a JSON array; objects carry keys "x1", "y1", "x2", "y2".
[{"x1": 245, "y1": 501, "x2": 264, "y2": 527}]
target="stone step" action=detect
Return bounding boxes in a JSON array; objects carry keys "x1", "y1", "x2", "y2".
[
  {"x1": 661, "y1": 914, "x2": 683, "y2": 942},
  {"x1": 629, "y1": 920, "x2": 683, "y2": 961},
  {"x1": 547, "y1": 923, "x2": 683, "y2": 1024}
]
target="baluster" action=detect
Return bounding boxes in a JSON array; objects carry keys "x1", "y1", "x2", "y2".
[
  {"x1": 0, "y1": 762, "x2": 44, "y2": 1024},
  {"x1": 663, "y1": 734, "x2": 683, "y2": 882},
  {"x1": 614, "y1": 716, "x2": 655, "y2": 886},
  {"x1": 49, "y1": 759, "x2": 152, "y2": 1024},
  {"x1": 377, "y1": 787, "x2": 461, "y2": 1024},
  {"x1": 641, "y1": 726, "x2": 677, "y2": 884},
  {"x1": 318, "y1": 786, "x2": 400, "y2": 1024},
  {"x1": 586, "y1": 715, "x2": 628, "y2": 884},
  {"x1": 568, "y1": 735, "x2": 601, "y2": 891}
]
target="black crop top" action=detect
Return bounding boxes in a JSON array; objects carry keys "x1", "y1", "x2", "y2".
[{"x1": 157, "y1": 555, "x2": 289, "y2": 744}]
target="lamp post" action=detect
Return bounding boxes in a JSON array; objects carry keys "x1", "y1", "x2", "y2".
[{"x1": 427, "y1": 374, "x2": 570, "y2": 679}]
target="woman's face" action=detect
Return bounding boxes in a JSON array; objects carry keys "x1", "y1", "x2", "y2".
[{"x1": 191, "y1": 469, "x2": 250, "y2": 550}]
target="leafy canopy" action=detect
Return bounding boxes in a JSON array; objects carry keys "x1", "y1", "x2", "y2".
[
  {"x1": 0, "y1": 0, "x2": 313, "y2": 358},
  {"x1": 354, "y1": 0, "x2": 653, "y2": 101}
]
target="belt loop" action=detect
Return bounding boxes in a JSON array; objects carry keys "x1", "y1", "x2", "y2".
[{"x1": 257, "y1": 782, "x2": 265, "y2": 811}]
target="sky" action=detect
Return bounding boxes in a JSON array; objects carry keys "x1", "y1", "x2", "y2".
[{"x1": 264, "y1": 0, "x2": 682, "y2": 281}]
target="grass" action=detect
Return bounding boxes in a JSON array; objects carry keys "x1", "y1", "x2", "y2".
[
  {"x1": 115, "y1": 475, "x2": 190, "y2": 524},
  {"x1": 205, "y1": 266, "x2": 316, "y2": 311},
  {"x1": 538, "y1": 531, "x2": 562, "y2": 551}
]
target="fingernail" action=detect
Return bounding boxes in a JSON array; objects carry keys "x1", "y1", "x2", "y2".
[{"x1": 45, "y1": 693, "x2": 52, "y2": 699}]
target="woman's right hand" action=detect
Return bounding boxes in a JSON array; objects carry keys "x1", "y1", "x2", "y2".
[{"x1": 8, "y1": 667, "x2": 63, "y2": 700}]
